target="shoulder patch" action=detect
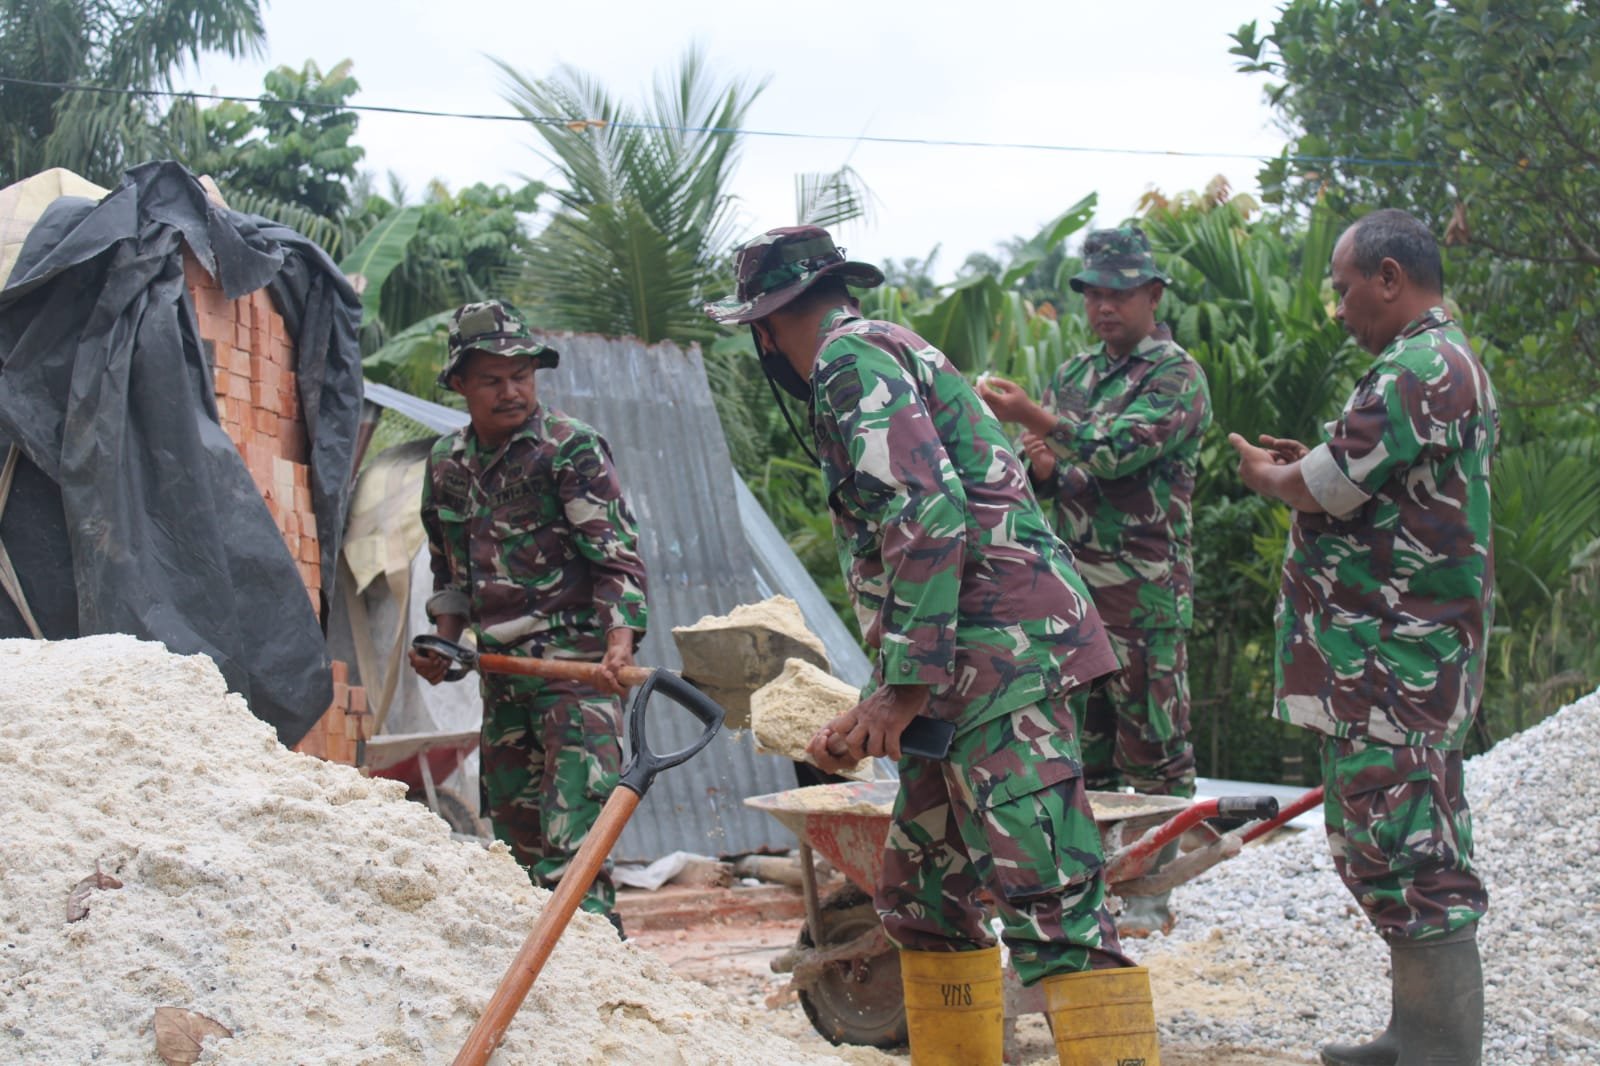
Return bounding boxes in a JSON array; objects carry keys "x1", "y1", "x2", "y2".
[
  {"x1": 571, "y1": 447, "x2": 605, "y2": 480},
  {"x1": 822, "y1": 365, "x2": 865, "y2": 412}
]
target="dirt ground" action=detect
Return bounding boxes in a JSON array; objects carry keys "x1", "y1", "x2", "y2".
[{"x1": 616, "y1": 881, "x2": 1315, "y2": 1066}]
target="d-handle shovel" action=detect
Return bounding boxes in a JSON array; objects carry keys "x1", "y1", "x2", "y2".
[{"x1": 451, "y1": 668, "x2": 725, "y2": 1066}]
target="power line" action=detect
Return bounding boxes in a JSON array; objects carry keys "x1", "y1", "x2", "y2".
[{"x1": 0, "y1": 75, "x2": 1451, "y2": 170}]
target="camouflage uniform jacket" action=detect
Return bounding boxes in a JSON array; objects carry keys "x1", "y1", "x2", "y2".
[
  {"x1": 1276, "y1": 308, "x2": 1497, "y2": 749},
  {"x1": 809, "y1": 309, "x2": 1118, "y2": 732},
  {"x1": 421, "y1": 405, "x2": 648, "y2": 658},
  {"x1": 1029, "y1": 327, "x2": 1211, "y2": 629}
]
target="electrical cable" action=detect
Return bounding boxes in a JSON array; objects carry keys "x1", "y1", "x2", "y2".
[{"x1": 0, "y1": 75, "x2": 1459, "y2": 170}]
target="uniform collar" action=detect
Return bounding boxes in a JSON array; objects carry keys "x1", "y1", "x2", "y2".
[
  {"x1": 1095, "y1": 324, "x2": 1171, "y2": 365},
  {"x1": 452, "y1": 403, "x2": 547, "y2": 461},
  {"x1": 1394, "y1": 306, "x2": 1452, "y2": 345},
  {"x1": 820, "y1": 305, "x2": 861, "y2": 335}
]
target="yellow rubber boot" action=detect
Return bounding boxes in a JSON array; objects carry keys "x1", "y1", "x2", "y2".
[
  {"x1": 1042, "y1": 965, "x2": 1161, "y2": 1066},
  {"x1": 898, "y1": 946, "x2": 1005, "y2": 1065}
]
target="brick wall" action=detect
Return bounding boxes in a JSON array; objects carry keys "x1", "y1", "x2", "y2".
[{"x1": 183, "y1": 247, "x2": 372, "y2": 763}]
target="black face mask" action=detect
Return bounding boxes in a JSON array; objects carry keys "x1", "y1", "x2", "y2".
[
  {"x1": 751, "y1": 325, "x2": 820, "y2": 465},
  {"x1": 752, "y1": 325, "x2": 812, "y2": 402}
]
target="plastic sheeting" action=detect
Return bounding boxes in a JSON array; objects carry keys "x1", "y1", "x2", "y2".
[{"x1": 0, "y1": 162, "x2": 363, "y2": 746}]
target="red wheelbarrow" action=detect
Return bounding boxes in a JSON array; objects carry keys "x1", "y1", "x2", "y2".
[{"x1": 744, "y1": 779, "x2": 1322, "y2": 1049}]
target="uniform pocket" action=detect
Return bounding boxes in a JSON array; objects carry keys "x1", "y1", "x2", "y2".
[{"x1": 1330, "y1": 746, "x2": 1459, "y2": 884}]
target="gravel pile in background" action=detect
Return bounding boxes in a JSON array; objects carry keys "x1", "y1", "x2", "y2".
[{"x1": 1135, "y1": 688, "x2": 1600, "y2": 1065}]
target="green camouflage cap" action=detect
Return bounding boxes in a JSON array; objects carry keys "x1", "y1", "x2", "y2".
[
  {"x1": 437, "y1": 299, "x2": 558, "y2": 388},
  {"x1": 703, "y1": 225, "x2": 884, "y2": 325},
  {"x1": 1068, "y1": 226, "x2": 1172, "y2": 292}
]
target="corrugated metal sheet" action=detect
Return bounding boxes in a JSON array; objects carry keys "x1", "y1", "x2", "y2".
[{"x1": 361, "y1": 333, "x2": 873, "y2": 860}]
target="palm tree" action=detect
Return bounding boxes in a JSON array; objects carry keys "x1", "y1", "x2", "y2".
[
  {"x1": 493, "y1": 44, "x2": 764, "y2": 346},
  {"x1": 0, "y1": 0, "x2": 266, "y2": 187},
  {"x1": 493, "y1": 44, "x2": 876, "y2": 346}
]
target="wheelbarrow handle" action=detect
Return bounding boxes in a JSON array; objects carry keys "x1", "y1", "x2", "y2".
[
  {"x1": 619, "y1": 669, "x2": 725, "y2": 796},
  {"x1": 1216, "y1": 795, "x2": 1280, "y2": 821}
]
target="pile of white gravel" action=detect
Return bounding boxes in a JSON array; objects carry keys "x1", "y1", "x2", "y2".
[
  {"x1": 0, "y1": 635, "x2": 850, "y2": 1065},
  {"x1": 1134, "y1": 686, "x2": 1600, "y2": 1065}
]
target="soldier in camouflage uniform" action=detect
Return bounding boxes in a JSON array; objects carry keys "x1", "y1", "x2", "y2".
[
  {"x1": 1230, "y1": 210, "x2": 1495, "y2": 1066},
  {"x1": 407, "y1": 300, "x2": 648, "y2": 930},
  {"x1": 981, "y1": 224, "x2": 1211, "y2": 937},
  {"x1": 706, "y1": 227, "x2": 1161, "y2": 1066}
]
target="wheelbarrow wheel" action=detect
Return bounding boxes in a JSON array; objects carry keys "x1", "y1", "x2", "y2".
[
  {"x1": 409, "y1": 788, "x2": 487, "y2": 838},
  {"x1": 796, "y1": 886, "x2": 907, "y2": 1049}
]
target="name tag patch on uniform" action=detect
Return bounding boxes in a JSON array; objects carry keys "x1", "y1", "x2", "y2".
[
  {"x1": 438, "y1": 471, "x2": 471, "y2": 510},
  {"x1": 487, "y1": 483, "x2": 540, "y2": 508}
]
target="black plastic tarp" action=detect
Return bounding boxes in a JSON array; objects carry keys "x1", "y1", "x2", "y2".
[{"x1": 0, "y1": 161, "x2": 363, "y2": 746}]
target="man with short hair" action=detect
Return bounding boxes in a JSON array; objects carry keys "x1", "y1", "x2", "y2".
[
  {"x1": 1229, "y1": 209, "x2": 1495, "y2": 1066},
  {"x1": 981, "y1": 224, "x2": 1212, "y2": 937},
  {"x1": 408, "y1": 300, "x2": 648, "y2": 932},
  {"x1": 706, "y1": 226, "x2": 1158, "y2": 1066}
]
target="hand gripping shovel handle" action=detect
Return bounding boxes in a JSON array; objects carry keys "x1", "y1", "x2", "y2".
[{"x1": 451, "y1": 669, "x2": 724, "y2": 1066}]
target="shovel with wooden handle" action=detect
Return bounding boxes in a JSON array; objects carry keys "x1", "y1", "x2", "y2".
[
  {"x1": 436, "y1": 648, "x2": 725, "y2": 1066},
  {"x1": 411, "y1": 633, "x2": 656, "y2": 691}
]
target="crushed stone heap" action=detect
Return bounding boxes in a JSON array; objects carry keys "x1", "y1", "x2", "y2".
[
  {"x1": 0, "y1": 636, "x2": 850, "y2": 1066},
  {"x1": 1133, "y1": 686, "x2": 1600, "y2": 1065}
]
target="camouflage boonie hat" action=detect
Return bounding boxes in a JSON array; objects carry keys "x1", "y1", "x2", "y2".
[
  {"x1": 704, "y1": 225, "x2": 885, "y2": 325},
  {"x1": 1068, "y1": 226, "x2": 1172, "y2": 292},
  {"x1": 437, "y1": 299, "x2": 559, "y2": 388}
]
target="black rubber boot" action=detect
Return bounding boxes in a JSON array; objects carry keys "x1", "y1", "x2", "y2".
[
  {"x1": 1320, "y1": 1003, "x2": 1398, "y2": 1066},
  {"x1": 1392, "y1": 925, "x2": 1483, "y2": 1066}
]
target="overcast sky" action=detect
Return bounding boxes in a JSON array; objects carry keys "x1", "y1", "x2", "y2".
[{"x1": 176, "y1": 0, "x2": 1291, "y2": 281}]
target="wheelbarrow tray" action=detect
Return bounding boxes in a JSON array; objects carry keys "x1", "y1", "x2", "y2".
[
  {"x1": 362, "y1": 728, "x2": 480, "y2": 796},
  {"x1": 744, "y1": 780, "x2": 1193, "y2": 897}
]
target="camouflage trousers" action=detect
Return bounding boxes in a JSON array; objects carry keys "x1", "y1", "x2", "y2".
[
  {"x1": 480, "y1": 672, "x2": 624, "y2": 915},
  {"x1": 1320, "y1": 735, "x2": 1488, "y2": 941},
  {"x1": 1070, "y1": 624, "x2": 1195, "y2": 798},
  {"x1": 875, "y1": 692, "x2": 1132, "y2": 985}
]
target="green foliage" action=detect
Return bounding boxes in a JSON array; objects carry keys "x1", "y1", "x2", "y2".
[
  {"x1": 1233, "y1": 0, "x2": 1600, "y2": 740},
  {"x1": 858, "y1": 195, "x2": 1099, "y2": 391},
  {"x1": 1481, "y1": 415, "x2": 1600, "y2": 739},
  {"x1": 0, "y1": 0, "x2": 265, "y2": 187},
  {"x1": 359, "y1": 310, "x2": 456, "y2": 401},
  {"x1": 494, "y1": 44, "x2": 765, "y2": 345},
  {"x1": 1232, "y1": 0, "x2": 1600, "y2": 400},
  {"x1": 371, "y1": 180, "x2": 544, "y2": 337},
  {"x1": 339, "y1": 204, "x2": 423, "y2": 323},
  {"x1": 167, "y1": 59, "x2": 365, "y2": 222}
]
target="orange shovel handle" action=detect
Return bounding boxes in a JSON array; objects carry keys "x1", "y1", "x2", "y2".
[
  {"x1": 473, "y1": 651, "x2": 653, "y2": 689},
  {"x1": 450, "y1": 786, "x2": 640, "y2": 1066}
]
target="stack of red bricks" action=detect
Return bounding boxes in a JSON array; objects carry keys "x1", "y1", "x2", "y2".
[
  {"x1": 290, "y1": 660, "x2": 372, "y2": 764},
  {"x1": 182, "y1": 246, "x2": 371, "y2": 764}
]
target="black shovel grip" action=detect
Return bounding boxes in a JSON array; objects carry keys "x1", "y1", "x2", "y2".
[
  {"x1": 618, "y1": 669, "x2": 725, "y2": 797},
  {"x1": 1216, "y1": 795, "x2": 1280, "y2": 820},
  {"x1": 411, "y1": 634, "x2": 474, "y2": 682}
]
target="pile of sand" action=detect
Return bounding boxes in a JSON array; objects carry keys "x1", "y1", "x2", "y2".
[
  {"x1": 0, "y1": 635, "x2": 849, "y2": 1065},
  {"x1": 750, "y1": 659, "x2": 874, "y2": 781}
]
